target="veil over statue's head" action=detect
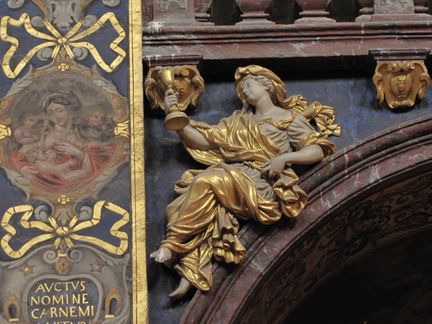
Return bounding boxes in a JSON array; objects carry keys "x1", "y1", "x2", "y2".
[{"x1": 235, "y1": 65, "x2": 307, "y2": 111}]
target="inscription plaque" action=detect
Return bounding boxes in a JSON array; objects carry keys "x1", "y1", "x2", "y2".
[{"x1": 26, "y1": 277, "x2": 101, "y2": 324}]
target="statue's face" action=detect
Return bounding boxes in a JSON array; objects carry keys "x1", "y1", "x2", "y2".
[{"x1": 241, "y1": 77, "x2": 268, "y2": 106}]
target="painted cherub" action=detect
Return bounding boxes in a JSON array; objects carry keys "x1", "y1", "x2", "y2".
[
  {"x1": 79, "y1": 106, "x2": 115, "y2": 142},
  {"x1": 14, "y1": 112, "x2": 43, "y2": 145},
  {"x1": 14, "y1": 112, "x2": 43, "y2": 164}
]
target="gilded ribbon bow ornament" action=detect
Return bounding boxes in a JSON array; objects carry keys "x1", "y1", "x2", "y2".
[
  {"x1": 0, "y1": 201, "x2": 129, "y2": 259},
  {"x1": 0, "y1": 124, "x2": 12, "y2": 140},
  {"x1": 0, "y1": 12, "x2": 126, "y2": 78}
]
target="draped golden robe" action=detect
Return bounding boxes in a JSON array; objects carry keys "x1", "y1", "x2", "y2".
[{"x1": 161, "y1": 109, "x2": 335, "y2": 291}]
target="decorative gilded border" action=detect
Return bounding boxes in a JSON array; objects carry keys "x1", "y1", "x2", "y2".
[{"x1": 128, "y1": 0, "x2": 147, "y2": 323}]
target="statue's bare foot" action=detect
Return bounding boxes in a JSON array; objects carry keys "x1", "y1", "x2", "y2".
[
  {"x1": 169, "y1": 277, "x2": 193, "y2": 301},
  {"x1": 150, "y1": 247, "x2": 173, "y2": 264}
]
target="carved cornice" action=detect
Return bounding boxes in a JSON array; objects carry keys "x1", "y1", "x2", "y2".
[
  {"x1": 369, "y1": 48, "x2": 430, "y2": 61},
  {"x1": 143, "y1": 54, "x2": 203, "y2": 68},
  {"x1": 182, "y1": 114, "x2": 432, "y2": 324},
  {"x1": 143, "y1": 22, "x2": 432, "y2": 62}
]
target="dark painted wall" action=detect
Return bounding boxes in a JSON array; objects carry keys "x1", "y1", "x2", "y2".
[
  {"x1": 288, "y1": 230, "x2": 432, "y2": 323},
  {"x1": 145, "y1": 70, "x2": 432, "y2": 324}
]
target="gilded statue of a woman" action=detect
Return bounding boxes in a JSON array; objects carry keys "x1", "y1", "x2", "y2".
[{"x1": 151, "y1": 65, "x2": 337, "y2": 299}]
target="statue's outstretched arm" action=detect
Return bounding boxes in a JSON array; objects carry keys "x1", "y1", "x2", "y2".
[
  {"x1": 164, "y1": 90, "x2": 214, "y2": 150},
  {"x1": 176, "y1": 125, "x2": 214, "y2": 150}
]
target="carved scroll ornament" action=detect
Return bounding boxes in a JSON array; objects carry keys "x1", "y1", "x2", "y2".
[
  {"x1": 373, "y1": 60, "x2": 430, "y2": 109},
  {"x1": 145, "y1": 65, "x2": 205, "y2": 130},
  {"x1": 8, "y1": 0, "x2": 121, "y2": 30}
]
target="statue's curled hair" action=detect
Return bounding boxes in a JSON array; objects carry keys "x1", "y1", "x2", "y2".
[{"x1": 235, "y1": 65, "x2": 307, "y2": 111}]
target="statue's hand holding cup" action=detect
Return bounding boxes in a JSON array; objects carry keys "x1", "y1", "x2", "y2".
[
  {"x1": 164, "y1": 89, "x2": 180, "y2": 115},
  {"x1": 159, "y1": 68, "x2": 190, "y2": 131}
]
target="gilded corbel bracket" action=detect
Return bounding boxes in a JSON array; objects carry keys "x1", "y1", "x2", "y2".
[
  {"x1": 370, "y1": 49, "x2": 431, "y2": 110},
  {"x1": 144, "y1": 55, "x2": 205, "y2": 130}
]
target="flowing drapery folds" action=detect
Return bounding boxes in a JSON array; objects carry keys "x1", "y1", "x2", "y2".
[{"x1": 162, "y1": 109, "x2": 335, "y2": 290}]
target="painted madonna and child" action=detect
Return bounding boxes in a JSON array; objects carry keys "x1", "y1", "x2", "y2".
[
  {"x1": 9, "y1": 90, "x2": 115, "y2": 193},
  {"x1": 151, "y1": 65, "x2": 340, "y2": 299}
]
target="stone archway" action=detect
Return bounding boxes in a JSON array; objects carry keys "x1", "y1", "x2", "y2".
[{"x1": 181, "y1": 114, "x2": 432, "y2": 324}]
